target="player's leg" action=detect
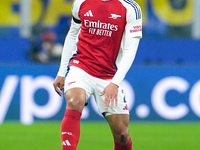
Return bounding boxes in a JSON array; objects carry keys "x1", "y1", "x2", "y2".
[
  {"x1": 61, "y1": 88, "x2": 86, "y2": 150},
  {"x1": 61, "y1": 66, "x2": 93, "y2": 150},
  {"x1": 94, "y1": 78, "x2": 132, "y2": 150},
  {"x1": 106, "y1": 114, "x2": 132, "y2": 150}
]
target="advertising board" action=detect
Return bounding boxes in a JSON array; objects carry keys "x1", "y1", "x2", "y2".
[{"x1": 0, "y1": 64, "x2": 199, "y2": 124}]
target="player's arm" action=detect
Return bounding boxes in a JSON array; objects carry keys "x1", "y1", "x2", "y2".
[
  {"x1": 53, "y1": 18, "x2": 81, "y2": 96},
  {"x1": 53, "y1": 0, "x2": 82, "y2": 96},
  {"x1": 56, "y1": 0, "x2": 82, "y2": 77},
  {"x1": 57, "y1": 19, "x2": 81, "y2": 77},
  {"x1": 102, "y1": 2, "x2": 142, "y2": 108},
  {"x1": 101, "y1": 37, "x2": 140, "y2": 108},
  {"x1": 111, "y1": 37, "x2": 140, "y2": 86},
  {"x1": 111, "y1": 2, "x2": 142, "y2": 86}
]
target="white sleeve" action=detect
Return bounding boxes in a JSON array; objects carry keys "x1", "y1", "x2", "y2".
[
  {"x1": 72, "y1": 0, "x2": 85, "y2": 20},
  {"x1": 110, "y1": 1, "x2": 142, "y2": 86},
  {"x1": 111, "y1": 37, "x2": 140, "y2": 86},
  {"x1": 57, "y1": 19, "x2": 81, "y2": 77},
  {"x1": 125, "y1": 1, "x2": 142, "y2": 38}
]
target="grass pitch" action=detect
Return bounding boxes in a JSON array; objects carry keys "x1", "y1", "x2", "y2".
[{"x1": 0, "y1": 121, "x2": 200, "y2": 150}]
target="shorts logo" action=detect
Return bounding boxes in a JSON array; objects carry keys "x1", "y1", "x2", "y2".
[
  {"x1": 123, "y1": 104, "x2": 128, "y2": 110},
  {"x1": 67, "y1": 81, "x2": 76, "y2": 86}
]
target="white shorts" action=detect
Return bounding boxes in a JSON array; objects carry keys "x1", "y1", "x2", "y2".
[{"x1": 64, "y1": 66, "x2": 129, "y2": 117}]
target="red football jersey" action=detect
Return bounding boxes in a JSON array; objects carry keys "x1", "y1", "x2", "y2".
[{"x1": 69, "y1": 0, "x2": 142, "y2": 79}]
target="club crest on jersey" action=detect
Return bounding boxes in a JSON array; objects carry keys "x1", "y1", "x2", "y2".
[{"x1": 109, "y1": 14, "x2": 121, "y2": 19}]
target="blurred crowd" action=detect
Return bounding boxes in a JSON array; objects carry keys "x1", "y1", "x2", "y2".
[
  {"x1": 27, "y1": 31, "x2": 63, "y2": 63},
  {"x1": 0, "y1": 0, "x2": 199, "y2": 64}
]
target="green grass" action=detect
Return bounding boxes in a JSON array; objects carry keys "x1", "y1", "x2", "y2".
[{"x1": 0, "y1": 121, "x2": 200, "y2": 150}]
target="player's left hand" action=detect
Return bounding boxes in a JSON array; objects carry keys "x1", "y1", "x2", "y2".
[{"x1": 100, "y1": 82, "x2": 118, "y2": 109}]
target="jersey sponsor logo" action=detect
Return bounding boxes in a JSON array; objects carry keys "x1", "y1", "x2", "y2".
[
  {"x1": 109, "y1": 14, "x2": 121, "y2": 19},
  {"x1": 130, "y1": 25, "x2": 142, "y2": 33},
  {"x1": 84, "y1": 20, "x2": 118, "y2": 31},
  {"x1": 62, "y1": 140, "x2": 71, "y2": 146},
  {"x1": 84, "y1": 10, "x2": 93, "y2": 17},
  {"x1": 84, "y1": 20, "x2": 119, "y2": 37}
]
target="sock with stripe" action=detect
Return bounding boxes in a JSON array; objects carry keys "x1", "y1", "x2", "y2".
[{"x1": 61, "y1": 109, "x2": 82, "y2": 150}]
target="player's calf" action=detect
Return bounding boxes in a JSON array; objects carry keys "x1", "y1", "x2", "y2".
[{"x1": 61, "y1": 109, "x2": 82, "y2": 150}]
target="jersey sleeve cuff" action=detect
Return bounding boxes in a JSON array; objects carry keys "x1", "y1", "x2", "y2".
[
  {"x1": 110, "y1": 79, "x2": 121, "y2": 87},
  {"x1": 57, "y1": 70, "x2": 67, "y2": 77}
]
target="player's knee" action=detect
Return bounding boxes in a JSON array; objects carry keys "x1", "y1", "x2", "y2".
[
  {"x1": 64, "y1": 88, "x2": 86, "y2": 111},
  {"x1": 66, "y1": 97, "x2": 85, "y2": 111},
  {"x1": 115, "y1": 129, "x2": 130, "y2": 145}
]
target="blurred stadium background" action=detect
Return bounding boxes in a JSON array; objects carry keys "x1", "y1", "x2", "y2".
[{"x1": 0, "y1": 0, "x2": 200, "y2": 150}]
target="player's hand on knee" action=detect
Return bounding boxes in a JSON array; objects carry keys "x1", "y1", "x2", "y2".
[
  {"x1": 53, "y1": 76, "x2": 65, "y2": 96},
  {"x1": 100, "y1": 82, "x2": 118, "y2": 109}
]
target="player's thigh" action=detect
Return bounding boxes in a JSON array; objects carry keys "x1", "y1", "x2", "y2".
[{"x1": 64, "y1": 66, "x2": 94, "y2": 111}]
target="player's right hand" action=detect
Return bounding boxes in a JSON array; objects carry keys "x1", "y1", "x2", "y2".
[{"x1": 53, "y1": 76, "x2": 65, "y2": 96}]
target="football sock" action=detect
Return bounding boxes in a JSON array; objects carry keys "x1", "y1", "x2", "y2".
[
  {"x1": 114, "y1": 138, "x2": 132, "y2": 150},
  {"x1": 61, "y1": 109, "x2": 82, "y2": 150}
]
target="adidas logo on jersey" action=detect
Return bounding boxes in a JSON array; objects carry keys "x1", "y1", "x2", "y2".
[{"x1": 84, "y1": 10, "x2": 93, "y2": 17}]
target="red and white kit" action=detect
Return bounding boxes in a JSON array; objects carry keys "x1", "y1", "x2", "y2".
[
  {"x1": 58, "y1": 1, "x2": 142, "y2": 149},
  {"x1": 58, "y1": 0, "x2": 142, "y2": 87}
]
